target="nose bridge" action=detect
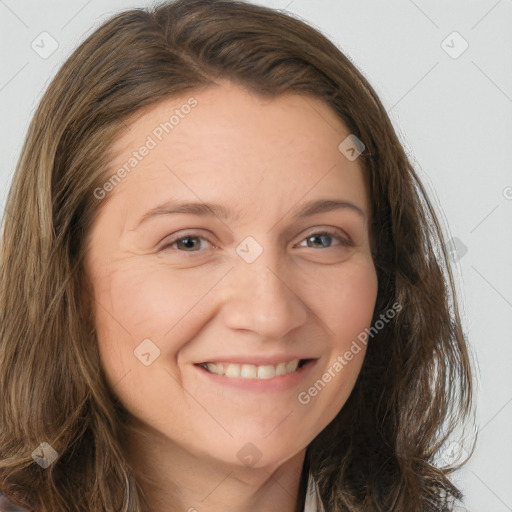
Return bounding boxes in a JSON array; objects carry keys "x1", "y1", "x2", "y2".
[{"x1": 221, "y1": 237, "x2": 308, "y2": 337}]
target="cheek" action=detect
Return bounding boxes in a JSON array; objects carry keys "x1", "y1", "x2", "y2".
[
  {"x1": 336, "y1": 267, "x2": 378, "y2": 340},
  {"x1": 91, "y1": 261, "x2": 215, "y2": 383},
  {"x1": 92, "y1": 251, "x2": 377, "y2": 411},
  {"x1": 330, "y1": 260, "x2": 378, "y2": 375},
  {"x1": 310, "y1": 256, "x2": 378, "y2": 341},
  {"x1": 299, "y1": 259, "x2": 378, "y2": 419}
]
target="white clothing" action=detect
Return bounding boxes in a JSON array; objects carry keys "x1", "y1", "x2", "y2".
[{"x1": 304, "y1": 471, "x2": 326, "y2": 512}]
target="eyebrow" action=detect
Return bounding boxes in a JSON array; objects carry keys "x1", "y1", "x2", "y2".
[{"x1": 134, "y1": 198, "x2": 366, "y2": 229}]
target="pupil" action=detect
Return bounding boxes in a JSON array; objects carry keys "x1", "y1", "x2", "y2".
[
  {"x1": 310, "y1": 234, "x2": 330, "y2": 248},
  {"x1": 178, "y1": 237, "x2": 197, "y2": 250}
]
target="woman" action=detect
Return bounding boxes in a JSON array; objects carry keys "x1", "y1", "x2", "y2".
[{"x1": 0, "y1": 0, "x2": 475, "y2": 510}]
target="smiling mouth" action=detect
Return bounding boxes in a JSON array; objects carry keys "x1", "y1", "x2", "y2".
[{"x1": 195, "y1": 359, "x2": 313, "y2": 379}]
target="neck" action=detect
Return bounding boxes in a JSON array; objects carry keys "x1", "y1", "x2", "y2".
[{"x1": 123, "y1": 420, "x2": 308, "y2": 512}]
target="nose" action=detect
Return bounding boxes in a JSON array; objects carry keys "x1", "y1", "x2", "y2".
[{"x1": 220, "y1": 246, "x2": 308, "y2": 339}]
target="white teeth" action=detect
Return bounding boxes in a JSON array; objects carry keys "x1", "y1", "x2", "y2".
[
  {"x1": 225, "y1": 364, "x2": 241, "y2": 378},
  {"x1": 275, "y1": 362, "x2": 288, "y2": 376},
  {"x1": 241, "y1": 364, "x2": 257, "y2": 378},
  {"x1": 203, "y1": 359, "x2": 301, "y2": 379},
  {"x1": 257, "y1": 365, "x2": 275, "y2": 379}
]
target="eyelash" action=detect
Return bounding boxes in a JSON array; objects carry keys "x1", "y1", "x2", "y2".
[{"x1": 160, "y1": 228, "x2": 352, "y2": 253}]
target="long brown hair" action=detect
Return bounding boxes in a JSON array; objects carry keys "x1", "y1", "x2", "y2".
[{"x1": 0, "y1": 0, "x2": 476, "y2": 510}]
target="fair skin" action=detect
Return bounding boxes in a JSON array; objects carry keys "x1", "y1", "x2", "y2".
[{"x1": 85, "y1": 81, "x2": 378, "y2": 512}]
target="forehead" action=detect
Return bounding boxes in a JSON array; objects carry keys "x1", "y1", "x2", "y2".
[{"x1": 104, "y1": 82, "x2": 370, "y2": 220}]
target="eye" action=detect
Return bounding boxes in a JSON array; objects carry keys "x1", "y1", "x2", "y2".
[
  {"x1": 294, "y1": 229, "x2": 352, "y2": 250},
  {"x1": 160, "y1": 228, "x2": 352, "y2": 254},
  {"x1": 160, "y1": 232, "x2": 215, "y2": 252}
]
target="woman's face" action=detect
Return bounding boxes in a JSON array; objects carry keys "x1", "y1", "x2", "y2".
[{"x1": 85, "y1": 82, "x2": 378, "y2": 470}]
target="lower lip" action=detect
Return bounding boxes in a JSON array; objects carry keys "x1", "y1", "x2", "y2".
[{"x1": 194, "y1": 359, "x2": 318, "y2": 393}]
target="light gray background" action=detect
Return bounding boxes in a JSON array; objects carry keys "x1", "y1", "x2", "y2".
[{"x1": 1, "y1": 1, "x2": 511, "y2": 511}]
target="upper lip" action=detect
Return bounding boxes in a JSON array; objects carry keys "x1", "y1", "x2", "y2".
[{"x1": 195, "y1": 355, "x2": 318, "y2": 366}]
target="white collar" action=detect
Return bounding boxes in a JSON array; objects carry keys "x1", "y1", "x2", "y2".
[{"x1": 303, "y1": 471, "x2": 326, "y2": 512}]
